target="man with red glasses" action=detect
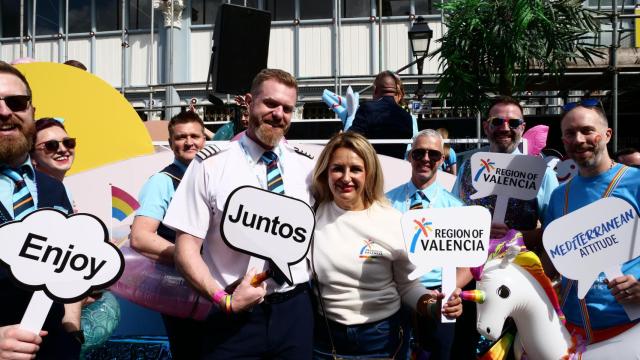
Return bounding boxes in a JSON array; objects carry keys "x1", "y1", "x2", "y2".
[
  {"x1": 386, "y1": 129, "x2": 465, "y2": 360},
  {"x1": 0, "y1": 61, "x2": 79, "y2": 359},
  {"x1": 544, "y1": 101, "x2": 640, "y2": 346},
  {"x1": 451, "y1": 96, "x2": 559, "y2": 358}
]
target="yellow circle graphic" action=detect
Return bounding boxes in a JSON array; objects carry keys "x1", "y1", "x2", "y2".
[{"x1": 16, "y1": 62, "x2": 153, "y2": 175}]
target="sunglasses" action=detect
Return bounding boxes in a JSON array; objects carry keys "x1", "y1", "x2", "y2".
[
  {"x1": 487, "y1": 117, "x2": 525, "y2": 129},
  {"x1": 0, "y1": 95, "x2": 31, "y2": 112},
  {"x1": 562, "y1": 98, "x2": 602, "y2": 112},
  {"x1": 410, "y1": 148, "x2": 443, "y2": 162},
  {"x1": 37, "y1": 138, "x2": 77, "y2": 152}
]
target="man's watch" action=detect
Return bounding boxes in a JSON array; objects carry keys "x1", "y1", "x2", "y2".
[{"x1": 69, "y1": 330, "x2": 85, "y2": 344}]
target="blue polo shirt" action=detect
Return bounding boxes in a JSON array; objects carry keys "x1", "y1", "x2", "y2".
[{"x1": 136, "y1": 159, "x2": 187, "y2": 221}]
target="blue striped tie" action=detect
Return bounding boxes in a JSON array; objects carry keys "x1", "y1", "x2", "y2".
[
  {"x1": 410, "y1": 191, "x2": 427, "y2": 210},
  {"x1": 261, "y1": 151, "x2": 284, "y2": 194},
  {"x1": 260, "y1": 151, "x2": 288, "y2": 284},
  {"x1": 1, "y1": 167, "x2": 36, "y2": 220}
]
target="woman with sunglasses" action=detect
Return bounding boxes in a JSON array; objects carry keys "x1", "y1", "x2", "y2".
[
  {"x1": 310, "y1": 132, "x2": 462, "y2": 359},
  {"x1": 31, "y1": 117, "x2": 76, "y2": 181}
]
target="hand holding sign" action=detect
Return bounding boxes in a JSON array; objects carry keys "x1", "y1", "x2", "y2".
[
  {"x1": 469, "y1": 152, "x2": 547, "y2": 224},
  {"x1": 401, "y1": 206, "x2": 491, "y2": 322},
  {"x1": 221, "y1": 186, "x2": 315, "y2": 286},
  {"x1": 0, "y1": 209, "x2": 123, "y2": 334},
  {"x1": 543, "y1": 197, "x2": 640, "y2": 319}
]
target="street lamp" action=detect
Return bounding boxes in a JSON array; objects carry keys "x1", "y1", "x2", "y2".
[{"x1": 408, "y1": 17, "x2": 433, "y2": 120}]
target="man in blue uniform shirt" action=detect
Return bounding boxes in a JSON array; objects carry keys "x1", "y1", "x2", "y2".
[
  {"x1": 387, "y1": 129, "x2": 464, "y2": 360},
  {"x1": 130, "y1": 110, "x2": 206, "y2": 359},
  {"x1": 544, "y1": 101, "x2": 639, "y2": 345},
  {"x1": 0, "y1": 61, "x2": 79, "y2": 359}
]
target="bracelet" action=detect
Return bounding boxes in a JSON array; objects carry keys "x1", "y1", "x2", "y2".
[
  {"x1": 213, "y1": 290, "x2": 228, "y2": 305},
  {"x1": 224, "y1": 294, "x2": 232, "y2": 314}
]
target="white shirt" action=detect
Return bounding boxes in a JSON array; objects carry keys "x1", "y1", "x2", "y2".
[
  {"x1": 163, "y1": 135, "x2": 315, "y2": 294},
  {"x1": 312, "y1": 201, "x2": 427, "y2": 325}
]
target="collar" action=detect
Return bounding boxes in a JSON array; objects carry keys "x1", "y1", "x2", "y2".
[
  {"x1": 240, "y1": 134, "x2": 285, "y2": 165},
  {"x1": 172, "y1": 158, "x2": 188, "y2": 172},
  {"x1": 1, "y1": 156, "x2": 35, "y2": 180},
  {"x1": 408, "y1": 180, "x2": 442, "y2": 203},
  {"x1": 510, "y1": 147, "x2": 523, "y2": 155}
]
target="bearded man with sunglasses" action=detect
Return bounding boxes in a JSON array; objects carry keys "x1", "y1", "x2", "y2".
[
  {"x1": 386, "y1": 129, "x2": 465, "y2": 360},
  {"x1": 0, "y1": 61, "x2": 79, "y2": 359},
  {"x1": 543, "y1": 101, "x2": 640, "y2": 347},
  {"x1": 451, "y1": 96, "x2": 559, "y2": 358}
]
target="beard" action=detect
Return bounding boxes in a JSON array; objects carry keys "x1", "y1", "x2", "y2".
[
  {"x1": 249, "y1": 114, "x2": 290, "y2": 148},
  {"x1": 567, "y1": 143, "x2": 603, "y2": 169},
  {"x1": 491, "y1": 129, "x2": 521, "y2": 153},
  {"x1": 0, "y1": 118, "x2": 35, "y2": 165}
]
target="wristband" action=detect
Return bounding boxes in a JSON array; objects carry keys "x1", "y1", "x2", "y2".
[
  {"x1": 213, "y1": 290, "x2": 228, "y2": 306},
  {"x1": 225, "y1": 294, "x2": 232, "y2": 314}
]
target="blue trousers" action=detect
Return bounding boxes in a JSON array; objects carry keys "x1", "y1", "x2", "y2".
[
  {"x1": 200, "y1": 288, "x2": 314, "y2": 359},
  {"x1": 313, "y1": 310, "x2": 409, "y2": 360}
]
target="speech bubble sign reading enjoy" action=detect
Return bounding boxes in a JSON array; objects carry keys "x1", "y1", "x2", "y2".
[
  {"x1": 543, "y1": 197, "x2": 640, "y2": 319},
  {"x1": 220, "y1": 186, "x2": 315, "y2": 286},
  {"x1": 469, "y1": 152, "x2": 547, "y2": 224},
  {"x1": 0, "y1": 209, "x2": 123, "y2": 333},
  {"x1": 402, "y1": 206, "x2": 491, "y2": 322}
]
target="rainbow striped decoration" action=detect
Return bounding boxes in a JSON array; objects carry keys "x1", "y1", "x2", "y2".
[
  {"x1": 111, "y1": 185, "x2": 140, "y2": 221},
  {"x1": 460, "y1": 290, "x2": 486, "y2": 304}
]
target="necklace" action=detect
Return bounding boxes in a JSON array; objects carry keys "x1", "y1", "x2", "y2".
[{"x1": 609, "y1": 159, "x2": 615, "y2": 170}]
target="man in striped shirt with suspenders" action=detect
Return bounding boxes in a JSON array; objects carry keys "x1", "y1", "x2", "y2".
[{"x1": 544, "y1": 100, "x2": 640, "y2": 345}]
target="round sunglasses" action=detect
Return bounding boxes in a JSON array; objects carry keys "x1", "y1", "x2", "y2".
[
  {"x1": 36, "y1": 138, "x2": 77, "y2": 152},
  {"x1": 487, "y1": 116, "x2": 524, "y2": 129},
  {"x1": 0, "y1": 95, "x2": 31, "y2": 112},
  {"x1": 410, "y1": 148, "x2": 443, "y2": 162}
]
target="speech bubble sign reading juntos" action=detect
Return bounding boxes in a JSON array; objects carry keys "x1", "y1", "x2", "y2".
[
  {"x1": 220, "y1": 186, "x2": 315, "y2": 286},
  {"x1": 402, "y1": 206, "x2": 491, "y2": 322},
  {"x1": 543, "y1": 197, "x2": 640, "y2": 319},
  {"x1": 469, "y1": 152, "x2": 547, "y2": 224},
  {"x1": 0, "y1": 209, "x2": 124, "y2": 334}
]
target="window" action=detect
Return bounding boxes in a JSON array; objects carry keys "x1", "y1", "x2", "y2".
[
  {"x1": 265, "y1": 0, "x2": 294, "y2": 21},
  {"x1": 415, "y1": 0, "x2": 438, "y2": 15},
  {"x1": 300, "y1": 1, "x2": 332, "y2": 19},
  {"x1": 129, "y1": 0, "x2": 152, "y2": 29},
  {"x1": 192, "y1": 0, "x2": 219, "y2": 25},
  {"x1": 35, "y1": 0, "x2": 60, "y2": 35},
  {"x1": 1, "y1": 0, "x2": 21, "y2": 37},
  {"x1": 378, "y1": 0, "x2": 411, "y2": 16},
  {"x1": 96, "y1": 1, "x2": 122, "y2": 31},
  {"x1": 68, "y1": 0, "x2": 91, "y2": 33},
  {"x1": 230, "y1": 0, "x2": 259, "y2": 7},
  {"x1": 343, "y1": 0, "x2": 371, "y2": 18}
]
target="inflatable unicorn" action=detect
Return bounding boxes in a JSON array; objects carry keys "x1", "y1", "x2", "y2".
[{"x1": 462, "y1": 245, "x2": 640, "y2": 359}]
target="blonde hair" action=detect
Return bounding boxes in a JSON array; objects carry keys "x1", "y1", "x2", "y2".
[
  {"x1": 312, "y1": 132, "x2": 386, "y2": 208},
  {"x1": 436, "y1": 128, "x2": 451, "y2": 160}
]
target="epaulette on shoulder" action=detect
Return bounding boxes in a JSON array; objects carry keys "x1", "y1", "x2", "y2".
[
  {"x1": 196, "y1": 144, "x2": 225, "y2": 161},
  {"x1": 293, "y1": 146, "x2": 314, "y2": 160}
]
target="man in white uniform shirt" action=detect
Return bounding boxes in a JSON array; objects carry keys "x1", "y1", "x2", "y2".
[{"x1": 163, "y1": 69, "x2": 315, "y2": 359}]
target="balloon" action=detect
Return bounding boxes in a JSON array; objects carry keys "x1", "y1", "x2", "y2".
[
  {"x1": 321, "y1": 87, "x2": 359, "y2": 130},
  {"x1": 80, "y1": 291, "x2": 120, "y2": 352},
  {"x1": 522, "y1": 125, "x2": 549, "y2": 156},
  {"x1": 110, "y1": 246, "x2": 212, "y2": 320}
]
